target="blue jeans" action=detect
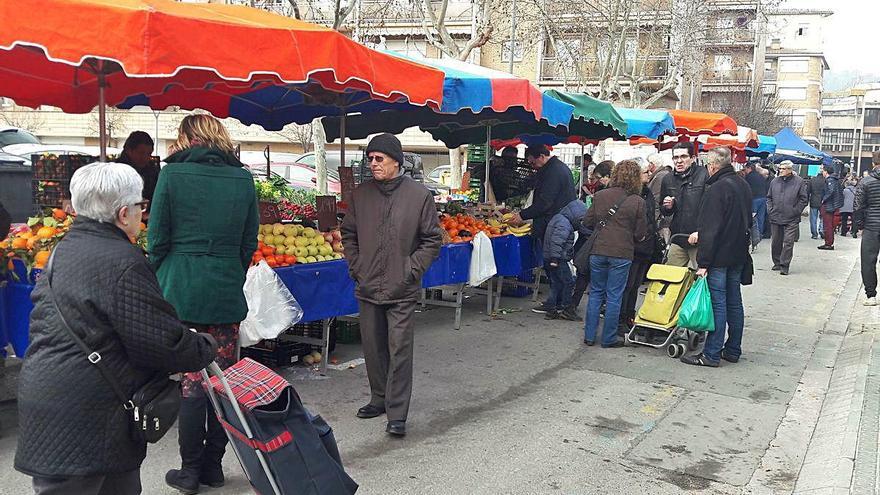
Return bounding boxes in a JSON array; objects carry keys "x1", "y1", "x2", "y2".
[
  {"x1": 809, "y1": 207, "x2": 820, "y2": 237},
  {"x1": 702, "y1": 266, "x2": 745, "y2": 363},
  {"x1": 584, "y1": 256, "x2": 632, "y2": 346},
  {"x1": 752, "y1": 197, "x2": 767, "y2": 240},
  {"x1": 543, "y1": 260, "x2": 574, "y2": 310}
]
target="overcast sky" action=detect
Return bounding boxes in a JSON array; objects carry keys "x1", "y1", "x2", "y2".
[{"x1": 782, "y1": 0, "x2": 878, "y2": 74}]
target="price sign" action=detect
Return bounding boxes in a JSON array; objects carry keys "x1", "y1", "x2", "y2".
[
  {"x1": 338, "y1": 166, "x2": 355, "y2": 206},
  {"x1": 316, "y1": 195, "x2": 338, "y2": 231}
]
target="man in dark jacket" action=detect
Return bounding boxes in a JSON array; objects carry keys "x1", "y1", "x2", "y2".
[
  {"x1": 508, "y1": 145, "x2": 576, "y2": 314},
  {"x1": 15, "y1": 163, "x2": 217, "y2": 494},
  {"x1": 807, "y1": 171, "x2": 826, "y2": 239},
  {"x1": 767, "y1": 161, "x2": 809, "y2": 275},
  {"x1": 341, "y1": 134, "x2": 442, "y2": 437},
  {"x1": 855, "y1": 150, "x2": 880, "y2": 306},
  {"x1": 681, "y1": 147, "x2": 751, "y2": 368},
  {"x1": 819, "y1": 164, "x2": 845, "y2": 250},
  {"x1": 660, "y1": 142, "x2": 709, "y2": 268},
  {"x1": 542, "y1": 198, "x2": 587, "y2": 321},
  {"x1": 743, "y1": 161, "x2": 770, "y2": 245}
]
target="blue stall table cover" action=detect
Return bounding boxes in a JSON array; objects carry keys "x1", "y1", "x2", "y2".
[
  {"x1": 0, "y1": 282, "x2": 7, "y2": 358},
  {"x1": 422, "y1": 243, "x2": 472, "y2": 288},
  {"x1": 491, "y1": 235, "x2": 523, "y2": 276},
  {"x1": 5, "y1": 282, "x2": 34, "y2": 358},
  {"x1": 518, "y1": 235, "x2": 542, "y2": 270},
  {"x1": 273, "y1": 260, "x2": 359, "y2": 323}
]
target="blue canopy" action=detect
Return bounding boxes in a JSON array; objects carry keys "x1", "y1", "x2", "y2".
[
  {"x1": 614, "y1": 107, "x2": 676, "y2": 139},
  {"x1": 772, "y1": 127, "x2": 832, "y2": 165},
  {"x1": 746, "y1": 135, "x2": 777, "y2": 157}
]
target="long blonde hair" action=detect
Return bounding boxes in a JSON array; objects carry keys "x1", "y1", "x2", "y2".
[{"x1": 169, "y1": 114, "x2": 236, "y2": 154}]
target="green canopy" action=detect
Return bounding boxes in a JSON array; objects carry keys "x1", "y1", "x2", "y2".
[{"x1": 541, "y1": 90, "x2": 627, "y2": 143}]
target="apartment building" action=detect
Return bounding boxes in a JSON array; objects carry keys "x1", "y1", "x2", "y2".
[
  {"x1": 762, "y1": 9, "x2": 831, "y2": 145},
  {"x1": 821, "y1": 85, "x2": 880, "y2": 175}
]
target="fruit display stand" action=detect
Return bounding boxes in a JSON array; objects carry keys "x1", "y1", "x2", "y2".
[{"x1": 419, "y1": 242, "x2": 473, "y2": 330}]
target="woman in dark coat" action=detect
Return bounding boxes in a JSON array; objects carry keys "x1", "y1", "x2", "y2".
[
  {"x1": 15, "y1": 162, "x2": 216, "y2": 495},
  {"x1": 117, "y1": 131, "x2": 159, "y2": 218},
  {"x1": 148, "y1": 114, "x2": 259, "y2": 494}
]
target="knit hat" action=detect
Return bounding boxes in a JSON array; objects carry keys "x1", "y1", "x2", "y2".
[{"x1": 366, "y1": 133, "x2": 404, "y2": 167}]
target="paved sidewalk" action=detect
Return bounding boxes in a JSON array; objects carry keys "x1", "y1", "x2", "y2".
[{"x1": 0, "y1": 224, "x2": 870, "y2": 494}]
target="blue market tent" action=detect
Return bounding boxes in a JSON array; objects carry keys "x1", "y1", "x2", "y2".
[
  {"x1": 746, "y1": 134, "x2": 776, "y2": 157},
  {"x1": 615, "y1": 107, "x2": 676, "y2": 139},
  {"x1": 772, "y1": 127, "x2": 832, "y2": 165}
]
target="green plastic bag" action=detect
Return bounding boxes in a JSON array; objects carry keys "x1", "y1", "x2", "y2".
[{"x1": 677, "y1": 277, "x2": 715, "y2": 332}]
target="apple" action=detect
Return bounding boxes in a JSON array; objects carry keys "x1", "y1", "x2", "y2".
[
  {"x1": 276, "y1": 245, "x2": 288, "y2": 255},
  {"x1": 315, "y1": 255, "x2": 326, "y2": 262},
  {"x1": 307, "y1": 245, "x2": 319, "y2": 256},
  {"x1": 284, "y1": 236, "x2": 297, "y2": 246},
  {"x1": 294, "y1": 246, "x2": 309, "y2": 258},
  {"x1": 314, "y1": 235, "x2": 325, "y2": 246},
  {"x1": 273, "y1": 235, "x2": 286, "y2": 245},
  {"x1": 294, "y1": 236, "x2": 309, "y2": 247},
  {"x1": 332, "y1": 241, "x2": 344, "y2": 253},
  {"x1": 302, "y1": 227, "x2": 316, "y2": 238},
  {"x1": 319, "y1": 245, "x2": 332, "y2": 256},
  {"x1": 331, "y1": 230, "x2": 342, "y2": 242},
  {"x1": 283, "y1": 225, "x2": 297, "y2": 238},
  {"x1": 332, "y1": 253, "x2": 343, "y2": 260},
  {"x1": 261, "y1": 224, "x2": 274, "y2": 235},
  {"x1": 263, "y1": 234, "x2": 275, "y2": 245},
  {"x1": 305, "y1": 256, "x2": 317, "y2": 263},
  {"x1": 272, "y1": 223, "x2": 285, "y2": 235},
  {"x1": 323, "y1": 233, "x2": 334, "y2": 244},
  {"x1": 257, "y1": 233, "x2": 264, "y2": 242}
]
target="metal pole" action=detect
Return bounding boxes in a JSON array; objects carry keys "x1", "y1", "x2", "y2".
[
  {"x1": 508, "y1": 0, "x2": 517, "y2": 74},
  {"x1": 850, "y1": 95, "x2": 859, "y2": 167},
  {"x1": 857, "y1": 94, "x2": 868, "y2": 175},
  {"x1": 340, "y1": 113, "x2": 347, "y2": 175},
  {"x1": 97, "y1": 63, "x2": 107, "y2": 162},
  {"x1": 153, "y1": 111, "x2": 160, "y2": 154},
  {"x1": 485, "y1": 125, "x2": 492, "y2": 203},
  {"x1": 579, "y1": 141, "x2": 586, "y2": 200}
]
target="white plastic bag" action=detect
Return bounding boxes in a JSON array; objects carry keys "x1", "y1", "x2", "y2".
[
  {"x1": 468, "y1": 231, "x2": 497, "y2": 287},
  {"x1": 239, "y1": 260, "x2": 303, "y2": 347}
]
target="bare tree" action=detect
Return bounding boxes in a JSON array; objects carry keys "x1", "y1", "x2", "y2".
[
  {"x1": 275, "y1": 122, "x2": 314, "y2": 152},
  {"x1": 421, "y1": 0, "x2": 494, "y2": 61},
  {"x1": 709, "y1": 91, "x2": 792, "y2": 136},
  {"x1": 0, "y1": 108, "x2": 47, "y2": 134},
  {"x1": 88, "y1": 107, "x2": 128, "y2": 147}
]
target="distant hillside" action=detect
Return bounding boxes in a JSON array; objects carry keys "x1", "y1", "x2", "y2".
[{"x1": 825, "y1": 70, "x2": 880, "y2": 92}]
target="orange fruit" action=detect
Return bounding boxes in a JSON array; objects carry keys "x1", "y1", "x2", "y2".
[
  {"x1": 261, "y1": 246, "x2": 275, "y2": 256},
  {"x1": 19, "y1": 231, "x2": 33, "y2": 240},
  {"x1": 11, "y1": 237, "x2": 27, "y2": 249},
  {"x1": 36, "y1": 226, "x2": 57, "y2": 239},
  {"x1": 34, "y1": 250, "x2": 50, "y2": 266},
  {"x1": 27, "y1": 238, "x2": 39, "y2": 249},
  {"x1": 285, "y1": 255, "x2": 296, "y2": 265},
  {"x1": 139, "y1": 222, "x2": 147, "y2": 231},
  {"x1": 52, "y1": 208, "x2": 67, "y2": 221}
]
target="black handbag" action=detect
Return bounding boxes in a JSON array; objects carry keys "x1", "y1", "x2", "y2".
[
  {"x1": 46, "y1": 249, "x2": 181, "y2": 444},
  {"x1": 573, "y1": 193, "x2": 630, "y2": 273}
]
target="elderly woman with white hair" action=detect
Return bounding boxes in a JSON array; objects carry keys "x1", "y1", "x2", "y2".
[{"x1": 15, "y1": 162, "x2": 217, "y2": 495}]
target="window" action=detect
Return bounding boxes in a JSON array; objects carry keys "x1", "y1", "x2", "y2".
[
  {"x1": 501, "y1": 40, "x2": 524, "y2": 63},
  {"x1": 790, "y1": 114, "x2": 806, "y2": 128},
  {"x1": 778, "y1": 87, "x2": 807, "y2": 101},
  {"x1": 796, "y1": 24, "x2": 809, "y2": 36},
  {"x1": 865, "y1": 133, "x2": 880, "y2": 145},
  {"x1": 779, "y1": 59, "x2": 809, "y2": 73},
  {"x1": 714, "y1": 55, "x2": 733, "y2": 71},
  {"x1": 865, "y1": 109, "x2": 880, "y2": 127},
  {"x1": 821, "y1": 129, "x2": 854, "y2": 144}
]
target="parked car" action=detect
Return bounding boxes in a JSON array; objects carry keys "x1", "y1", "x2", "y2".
[
  {"x1": 1, "y1": 127, "x2": 120, "y2": 165},
  {"x1": 247, "y1": 162, "x2": 341, "y2": 194},
  {"x1": 426, "y1": 165, "x2": 452, "y2": 185}
]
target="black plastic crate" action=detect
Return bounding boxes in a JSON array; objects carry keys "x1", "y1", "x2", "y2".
[
  {"x1": 240, "y1": 339, "x2": 309, "y2": 368},
  {"x1": 284, "y1": 321, "x2": 326, "y2": 353},
  {"x1": 333, "y1": 320, "x2": 360, "y2": 344}
]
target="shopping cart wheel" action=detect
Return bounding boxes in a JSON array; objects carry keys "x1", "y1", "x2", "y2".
[
  {"x1": 677, "y1": 343, "x2": 688, "y2": 357},
  {"x1": 667, "y1": 343, "x2": 681, "y2": 358},
  {"x1": 687, "y1": 332, "x2": 701, "y2": 351}
]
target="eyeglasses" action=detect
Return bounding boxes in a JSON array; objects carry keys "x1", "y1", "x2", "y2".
[
  {"x1": 672, "y1": 155, "x2": 691, "y2": 161},
  {"x1": 134, "y1": 200, "x2": 149, "y2": 212},
  {"x1": 366, "y1": 155, "x2": 385, "y2": 163}
]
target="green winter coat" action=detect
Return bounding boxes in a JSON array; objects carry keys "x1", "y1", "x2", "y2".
[{"x1": 148, "y1": 147, "x2": 259, "y2": 325}]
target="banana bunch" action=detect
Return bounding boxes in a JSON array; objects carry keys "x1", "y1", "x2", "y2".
[{"x1": 507, "y1": 224, "x2": 532, "y2": 237}]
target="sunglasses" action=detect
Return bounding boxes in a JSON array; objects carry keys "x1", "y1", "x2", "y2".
[{"x1": 367, "y1": 155, "x2": 385, "y2": 163}]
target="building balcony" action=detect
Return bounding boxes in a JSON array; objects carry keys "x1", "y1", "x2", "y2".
[
  {"x1": 539, "y1": 57, "x2": 669, "y2": 83},
  {"x1": 764, "y1": 69, "x2": 777, "y2": 81},
  {"x1": 821, "y1": 142, "x2": 880, "y2": 156},
  {"x1": 706, "y1": 28, "x2": 757, "y2": 46},
  {"x1": 703, "y1": 68, "x2": 754, "y2": 86}
]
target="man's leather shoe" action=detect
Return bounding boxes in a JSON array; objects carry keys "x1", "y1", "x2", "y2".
[
  {"x1": 356, "y1": 404, "x2": 385, "y2": 419},
  {"x1": 386, "y1": 420, "x2": 406, "y2": 437}
]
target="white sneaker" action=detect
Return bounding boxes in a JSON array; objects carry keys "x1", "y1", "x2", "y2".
[{"x1": 865, "y1": 297, "x2": 878, "y2": 307}]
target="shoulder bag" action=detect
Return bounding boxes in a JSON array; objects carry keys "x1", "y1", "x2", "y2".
[
  {"x1": 573, "y1": 193, "x2": 630, "y2": 273},
  {"x1": 46, "y1": 249, "x2": 181, "y2": 444}
]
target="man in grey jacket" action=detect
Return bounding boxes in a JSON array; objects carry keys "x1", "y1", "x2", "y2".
[
  {"x1": 341, "y1": 134, "x2": 442, "y2": 437},
  {"x1": 767, "y1": 161, "x2": 808, "y2": 275}
]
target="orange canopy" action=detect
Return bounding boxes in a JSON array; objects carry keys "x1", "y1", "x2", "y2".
[
  {"x1": 0, "y1": 0, "x2": 444, "y2": 116},
  {"x1": 668, "y1": 109, "x2": 738, "y2": 136}
]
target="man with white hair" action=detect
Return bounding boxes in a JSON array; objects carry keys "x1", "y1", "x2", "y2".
[
  {"x1": 767, "y1": 160, "x2": 808, "y2": 275},
  {"x1": 682, "y1": 147, "x2": 752, "y2": 368}
]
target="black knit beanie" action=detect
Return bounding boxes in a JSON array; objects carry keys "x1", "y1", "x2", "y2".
[{"x1": 366, "y1": 133, "x2": 404, "y2": 167}]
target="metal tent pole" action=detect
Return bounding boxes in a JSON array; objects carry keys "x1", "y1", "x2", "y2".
[
  {"x1": 339, "y1": 112, "x2": 347, "y2": 178},
  {"x1": 484, "y1": 125, "x2": 493, "y2": 203},
  {"x1": 97, "y1": 65, "x2": 107, "y2": 162}
]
